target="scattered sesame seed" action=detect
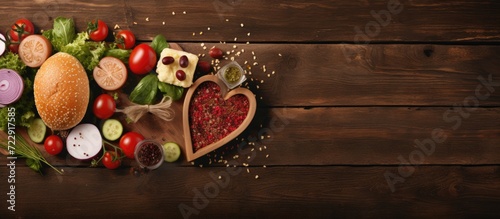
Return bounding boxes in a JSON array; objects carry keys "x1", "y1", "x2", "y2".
[
  {"x1": 252, "y1": 51, "x2": 255, "y2": 55},
  {"x1": 207, "y1": 27, "x2": 211, "y2": 30},
  {"x1": 199, "y1": 31, "x2": 203, "y2": 35},
  {"x1": 113, "y1": 24, "x2": 120, "y2": 29},
  {"x1": 267, "y1": 74, "x2": 271, "y2": 77},
  {"x1": 234, "y1": 37, "x2": 238, "y2": 41},
  {"x1": 183, "y1": 11, "x2": 187, "y2": 14},
  {"x1": 259, "y1": 147, "x2": 262, "y2": 151},
  {"x1": 253, "y1": 62, "x2": 259, "y2": 66},
  {"x1": 192, "y1": 32, "x2": 196, "y2": 36},
  {"x1": 246, "y1": 41, "x2": 250, "y2": 44},
  {"x1": 233, "y1": 45, "x2": 237, "y2": 49},
  {"x1": 230, "y1": 57, "x2": 235, "y2": 61},
  {"x1": 256, "y1": 85, "x2": 260, "y2": 89},
  {"x1": 172, "y1": 11, "x2": 176, "y2": 15},
  {"x1": 243, "y1": 163, "x2": 249, "y2": 167},
  {"x1": 241, "y1": 49, "x2": 245, "y2": 53},
  {"x1": 191, "y1": 162, "x2": 195, "y2": 165},
  {"x1": 264, "y1": 146, "x2": 267, "y2": 149},
  {"x1": 247, "y1": 32, "x2": 251, "y2": 36},
  {"x1": 260, "y1": 96, "x2": 263, "y2": 100},
  {"x1": 162, "y1": 21, "x2": 166, "y2": 25},
  {"x1": 218, "y1": 175, "x2": 222, "y2": 179},
  {"x1": 240, "y1": 23, "x2": 244, "y2": 27},
  {"x1": 266, "y1": 154, "x2": 269, "y2": 158},
  {"x1": 246, "y1": 168, "x2": 250, "y2": 173},
  {"x1": 145, "y1": 17, "x2": 149, "y2": 21},
  {"x1": 133, "y1": 21, "x2": 138, "y2": 25},
  {"x1": 203, "y1": 46, "x2": 207, "y2": 50},
  {"x1": 199, "y1": 164, "x2": 203, "y2": 167},
  {"x1": 272, "y1": 71, "x2": 275, "y2": 75},
  {"x1": 278, "y1": 53, "x2": 282, "y2": 56},
  {"x1": 247, "y1": 155, "x2": 251, "y2": 160},
  {"x1": 263, "y1": 165, "x2": 267, "y2": 168},
  {"x1": 201, "y1": 43, "x2": 205, "y2": 47},
  {"x1": 255, "y1": 175, "x2": 259, "y2": 179},
  {"x1": 251, "y1": 148, "x2": 255, "y2": 151},
  {"x1": 225, "y1": 19, "x2": 229, "y2": 22}
]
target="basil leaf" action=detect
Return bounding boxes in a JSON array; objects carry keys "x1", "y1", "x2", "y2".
[
  {"x1": 130, "y1": 74, "x2": 159, "y2": 105},
  {"x1": 158, "y1": 82, "x2": 184, "y2": 101},
  {"x1": 150, "y1": 34, "x2": 169, "y2": 57}
]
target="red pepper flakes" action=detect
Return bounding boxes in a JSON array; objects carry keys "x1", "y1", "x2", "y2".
[{"x1": 189, "y1": 81, "x2": 249, "y2": 151}]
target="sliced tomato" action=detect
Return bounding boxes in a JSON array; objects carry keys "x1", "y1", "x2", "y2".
[
  {"x1": 93, "y1": 57, "x2": 128, "y2": 90},
  {"x1": 18, "y1": 35, "x2": 52, "y2": 68}
]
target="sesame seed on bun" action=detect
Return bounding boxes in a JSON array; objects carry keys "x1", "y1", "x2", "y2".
[{"x1": 34, "y1": 52, "x2": 89, "y2": 130}]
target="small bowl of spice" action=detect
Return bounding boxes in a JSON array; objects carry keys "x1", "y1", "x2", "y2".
[
  {"x1": 134, "y1": 139, "x2": 164, "y2": 170},
  {"x1": 217, "y1": 61, "x2": 246, "y2": 89}
]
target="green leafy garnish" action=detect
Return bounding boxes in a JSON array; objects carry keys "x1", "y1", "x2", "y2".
[
  {"x1": 0, "y1": 52, "x2": 26, "y2": 75},
  {"x1": 48, "y1": 17, "x2": 76, "y2": 51},
  {"x1": 129, "y1": 74, "x2": 159, "y2": 105},
  {"x1": 150, "y1": 34, "x2": 169, "y2": 57},
  {"x1": 0, "y1": 134, "x2": 62, "y2": 175},
  {"x1": 158, "y1": 82, "x2": 184, "y2": 101}
]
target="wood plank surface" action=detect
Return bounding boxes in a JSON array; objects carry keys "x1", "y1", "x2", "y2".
[
  {"x1": 175, "y1": 43, "x2": 500, "y2": 106},
  {"x1": 1, "y1": 0, "x2": 500, "y2": 42},
  {"x1": 0, "y1": 0, "x2": 499, "y2": 218},
  {"x1": 0, "y1": 166, "x2": 499, "y2": 218},
  {"x1": 2, "y1": 107, "x2": 499, "y2": 167}
]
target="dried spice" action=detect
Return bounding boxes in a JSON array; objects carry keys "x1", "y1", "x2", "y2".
[
  {"x1": 137, "y1": 142, "x2": 162, "y2": 167},
  {"x1": 189, "y1": 82, "x2": 249, "y2": 151}
]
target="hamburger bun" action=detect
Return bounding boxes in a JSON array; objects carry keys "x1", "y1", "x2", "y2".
[{"x1": 34, "y1": 52, "x2": 89, "y2": 130}]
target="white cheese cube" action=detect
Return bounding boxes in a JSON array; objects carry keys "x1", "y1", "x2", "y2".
[{"x1": 156, "y1": 48, "x2": 199, "y2": 88}]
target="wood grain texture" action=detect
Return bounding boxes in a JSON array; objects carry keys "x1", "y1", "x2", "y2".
[
  {"x1": 2, "y1": 107, "x2": 499, "y2": 167},
  {"x1": 174, "y1": 43, "x2": 500, "y2": 106},
  {"x1": 0, "y1": 0, "x2": 499, "y2": 42},
  {"x1": 0, "y1": 166, "x2": 499, "y2": 218}
]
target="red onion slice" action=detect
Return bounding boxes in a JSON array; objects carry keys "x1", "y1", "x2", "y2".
[{"x1": 0, "y1": 69, "x2": 24, "y2": 105}]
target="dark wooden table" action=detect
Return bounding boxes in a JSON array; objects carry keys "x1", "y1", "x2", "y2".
[{"x1": 1, "y1": 0, "x2": 500, "y2": 218}]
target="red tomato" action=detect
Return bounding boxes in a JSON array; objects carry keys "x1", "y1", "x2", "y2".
[
  {"x1": 119, "y1": 132, "x2": 145, "y2": 159},
  {"x1": 115, "y1": 30, "x2": 136, "y2": 50},
  {"x1": 8, "y1": 43, "x2": 19, "y2": 53},
  {"x1": 88, "y1": 19, "x2": 109, "y2": 42},
  {"x1": 129, "y1": 44, "x2": 157, "y2": 75},
  {"x1": 93, "y1": 94, "x2": 116, "y2": 120},
  {"x1": 18, "y1": 35, "x2": 52, "y2": 68},
  {"x1": 9, "y1": 18, "x2": 35, "y2": 42},
  {"x1": 44, "y1": 135, "x2": 63, "y2": 155},
  {"x1": 102, "y1": 151, "x2": 121, "y2": 169},
  {"x1": 93, "y1": 57, "x2": 128, "y2": 91}
]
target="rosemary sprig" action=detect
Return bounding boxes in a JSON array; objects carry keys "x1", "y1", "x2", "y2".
[{"x1": 0, "y1": 134, "x2": 63, "y2": 175}]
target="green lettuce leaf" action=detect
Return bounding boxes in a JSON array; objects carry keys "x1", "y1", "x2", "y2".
[{"x1": 51, "y1": 17, "x2": 76, "y2": 51}]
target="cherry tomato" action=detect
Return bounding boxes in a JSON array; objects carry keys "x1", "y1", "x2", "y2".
[
  {"x1": 102, "y1": 151, "x2": 121, "y2": 169},
  {"x1": 9, "y1": 18, "x2": 35, "y2": 42},
  {"x1": 129, "y1": 44, "x2": 157, "y2": 75},
  {"x1": 93, "y1": 94, "x2": 116, "y2": 120},
  {"x1": 8, "y1": 43, "x2": 19, "y2": 53},
  {"x1": 119, "y1": 132, "x2": 145, "y2": 159},
  {"x1": 88, "y1": 19, "x2": 109, "y2": 42},
  {"x1": 44, "y1": 135, "x2": 63, "y2": 155},
  {"x1": 115, "y1": 30, "x2": 136, "y2": 50}
]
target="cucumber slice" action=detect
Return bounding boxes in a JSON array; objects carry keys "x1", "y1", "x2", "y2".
[
  {"x1": 162, "y1": 142, "x2": 181, "y2": 162},
  {"x1": 102, "y1": 119, "x2": 123, "y2": 141},
  {"x1": 27, "y1": 118, "x2": 46, "y2": 143}
]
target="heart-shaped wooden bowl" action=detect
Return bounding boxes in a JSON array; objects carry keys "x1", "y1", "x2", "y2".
[{"x1": 183, "y1": 75, "x2": 256, "y2": 161}]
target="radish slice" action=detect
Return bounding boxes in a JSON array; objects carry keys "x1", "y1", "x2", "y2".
[{"x1": 66, "y1": 124, "x2": 102, "y2": 160}]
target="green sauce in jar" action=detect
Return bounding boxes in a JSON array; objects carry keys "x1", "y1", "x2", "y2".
[{"x1": 224, "y1": 66, "x2": 241, "y2": 83}]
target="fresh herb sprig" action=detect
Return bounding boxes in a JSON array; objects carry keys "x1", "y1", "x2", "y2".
[{"x1": 0, "y1": 134, "x2": 63, "y2": 175}]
